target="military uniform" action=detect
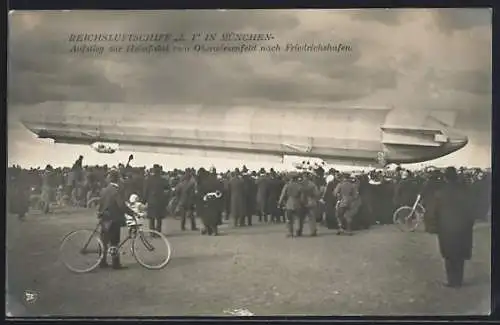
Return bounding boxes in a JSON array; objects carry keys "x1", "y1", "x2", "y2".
[
  {"x1": 333, "y1": 177, "x2": 361, "y2": 235},
  {"x1": 278, "y1": 176, "x2": 304, "y2": 237},
  {"x1": 175, "y1": 173, "x2": 198, "y2": 231},
  {"x1": 299, "y1": 177, "x2": 320, "y2": 236}
]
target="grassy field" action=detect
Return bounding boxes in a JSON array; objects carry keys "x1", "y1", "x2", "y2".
[{"x1": 6, "y1": 207, "x2": 491, "y2": 317}]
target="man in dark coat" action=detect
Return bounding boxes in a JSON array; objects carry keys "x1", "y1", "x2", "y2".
[
  {"x1": 8, "y1": 167, "x2": 30, "y2": 220},
  {"x1": 98, "y1": 170, "x2": 138, "y2": 269},
  {"x1": 255, "y1": 169, "x2": 270, "y2": 223},
  {"x1": 228, "y1": 169, "x2": 246, "y2": 227},
  {"x1": 143, "y1": 165, "x2": 168, "y2": 233},
  {"x1": 198, "y1": 169, "x2": 224, "y2": 235},
  {"x1": 367, "y1": 170, "x2": 385, "y2": 224},
  {"x1": 355, "y1": 174, "x2": 373, "y2": 230},
  {"x1": 421, "y1": 169, "x2": 443, "y2": 233},
  {"x1": 242, "y1": 171, "x2": 256, "y2": 226},
  {"x1": 434, "y1": 166, "x2": 475, "y2": 288},
  {"x1": 267, "y1": 170, "x2": 284, "y2": 223},
  {"x1": 68, "y1": 155, "x2": 84, "y2": 195}
]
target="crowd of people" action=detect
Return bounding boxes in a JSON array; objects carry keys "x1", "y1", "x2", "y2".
[
  {"x1": 7, "y1": 155, "x2": 491, "y2": 234},
  {"x1": 7, "y1": 155, "x2": 491, "y2": 282}
]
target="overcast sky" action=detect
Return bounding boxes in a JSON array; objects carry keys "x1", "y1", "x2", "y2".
[{"x1": 7, "y1": 9, "x2": 492, "y2": 170}]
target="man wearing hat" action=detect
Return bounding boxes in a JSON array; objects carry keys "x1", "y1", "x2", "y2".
[
  {"x1": 434, "y1": 166, "x2": 475, "y2": 287},
  {"x1": 256, "y1": 168, "x2": 270, "y2": 223},
  {"x1": 421, "y1": 169, "x2": 444, "y2": 233},
  {"x1": 143, "y1": 164, "x2": 168, "y2": 234},
  {"x1": 228, "y1": 168, "x2": 247, "y2": 227},
  {"x1": 267, "y1": 168, "x2": 284, "y2": 223},
  {"x1": 41, "y1": 165, "x2": 56, "y2": 214},
  {"x1": 175, "y1": 169, "x2": 198, "y2": 231},
  {"x1": 197, "y1": 168, "x2": 224, "y2": 235},
  {"x1": 98, "y1": 169, "x2": 139, "y2": 269},
  {"x1": 242, "y1": 168, "x2": 256, "y2": 226},
  {"x1": 278, "y1": 171, "x2": 304, "y2": 237},
  {"x1": 333, "y1": 173, "x2": 361, "y2": 235},
  {"x1": 299, "y1": 172, "x2": 320, "y2": 236}
]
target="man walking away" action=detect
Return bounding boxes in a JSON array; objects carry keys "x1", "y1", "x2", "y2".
[
  {"x1": 256, "y1": 169, "x2": 270, "y2": 223},
  {"x1": 299, "y1": 172, "x2": 320, "y2": 236},
  {"x1": 143, "y1": 164, "x2": 168, "y2": 234},
  {"x1": 333, "y1": 173, "x2": 361, "y2": 236},
  {"x1": 228, "y1": 169, "x2": 246, "y2": 227},
  {"x1": 175, "y1": 170, "x2": 198, "y2": 231},
  {"x1": 434, "y1": 166, "x2": 475, "y2": 288},
  {"x1": 198, "y1": 169, "x2": 224, "y2": 236},
  {"x1": 278, "y1": 172, "x2": 303, "y2": 237}
]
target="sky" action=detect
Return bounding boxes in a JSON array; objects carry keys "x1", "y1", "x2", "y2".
[{"x1": 7, "y1": 9, "x2": 492, "y2": 171}]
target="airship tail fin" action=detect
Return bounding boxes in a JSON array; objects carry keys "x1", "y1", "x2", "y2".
[{"x1": 381, "y1": 126, "x2": 446, "y2": 147}]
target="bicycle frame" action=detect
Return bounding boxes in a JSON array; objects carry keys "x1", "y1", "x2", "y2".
[
  {"x1": 80, "y1": 220, "x2": 156, "y2": 255},
  {"x1": 404, "y1": 194, "x2": 424, "y2": 223},
  {"x1": 411, "y1": 194, "x2": 421, "y2": 212}
]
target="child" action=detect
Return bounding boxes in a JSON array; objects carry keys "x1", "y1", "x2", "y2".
[{"x1": 125, "y1": 194, "x2": 147, "y2": 226}]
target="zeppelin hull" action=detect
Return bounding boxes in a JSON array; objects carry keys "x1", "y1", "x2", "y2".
[{"x1": 20, "y1": 101, "x2": 469, "y2": 166}]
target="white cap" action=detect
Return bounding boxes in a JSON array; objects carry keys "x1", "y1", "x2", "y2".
[
  {"x1": 129, "y1": 193, "x2": 139, "y2": 203},
  {"x1": 326, "y1": 175, "x2": 334, "y2": 183}
]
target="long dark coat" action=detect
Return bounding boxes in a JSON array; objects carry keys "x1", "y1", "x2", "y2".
[
  {"x1": 198, "y1": 174, "x2": 224, "y2": 227},
  {"x1": 228, "y1": 176, "x2": 246, "y2": 220},
  {"x1": 323, "y1": 180, "x2": 338, "y2": 228},
  {"x1": 243, "y1": 176, "x2": 256, "y2": 217},
  {"x1": 143, "y1": 174, "x2": 168, "y2": 219},
  {"x1": 8, "y1": 172, "x2": 30, "y2": 217},
  {"x1": 255, "y1": 175, "x2": 270, "y2": 214},
  {"x1": 435, "y1": 182, "x2": 475, "y2": 260},
  {"x1": 266, "y1": 177, "x2": 283, "y2": 217}
]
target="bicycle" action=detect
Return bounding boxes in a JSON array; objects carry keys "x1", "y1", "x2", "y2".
[
  {"x1": 392, "y1": 194, "x2": 426, "y2": 232},
  {"x1": 59, "y1": 211, "x2": 172, "y2": 273}
]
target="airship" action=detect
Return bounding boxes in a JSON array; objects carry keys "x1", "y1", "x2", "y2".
[{"x1": 19, "y1": 101, "x2": 468, "y2": 167}]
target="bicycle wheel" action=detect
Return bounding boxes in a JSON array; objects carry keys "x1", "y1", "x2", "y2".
[
  {"x1": 59, "y1": 229, "x2": 104, "y2": 273},
  {"x1": 132, "y1": 229, "x2": 172, "y2": 270},
  {"x1": 407, "y1": 204, "x2": 426, "y2": 232},
  {"x1": 87, "y1": 197, "x2": 100, "y2": 209},
  {"x1": 393, "y1": 206, "x2": 416, "y2": 232}
]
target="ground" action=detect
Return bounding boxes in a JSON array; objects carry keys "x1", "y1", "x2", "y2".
[{"x1": 6, "y1": 207, "x2": 491, "y2": 317}]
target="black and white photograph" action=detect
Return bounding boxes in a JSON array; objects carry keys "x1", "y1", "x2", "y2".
[{"x1": 6, "y1": 8, "x2": 492, "y2": 317}]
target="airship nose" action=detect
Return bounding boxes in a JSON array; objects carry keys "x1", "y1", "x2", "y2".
[{"x1": 19, "y1": 103, "x2": 56, "y2": 136}]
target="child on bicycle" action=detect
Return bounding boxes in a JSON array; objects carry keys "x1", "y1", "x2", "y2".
[{"x1": 125, "y1": 194, "x2": 147, "y2": 225}]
